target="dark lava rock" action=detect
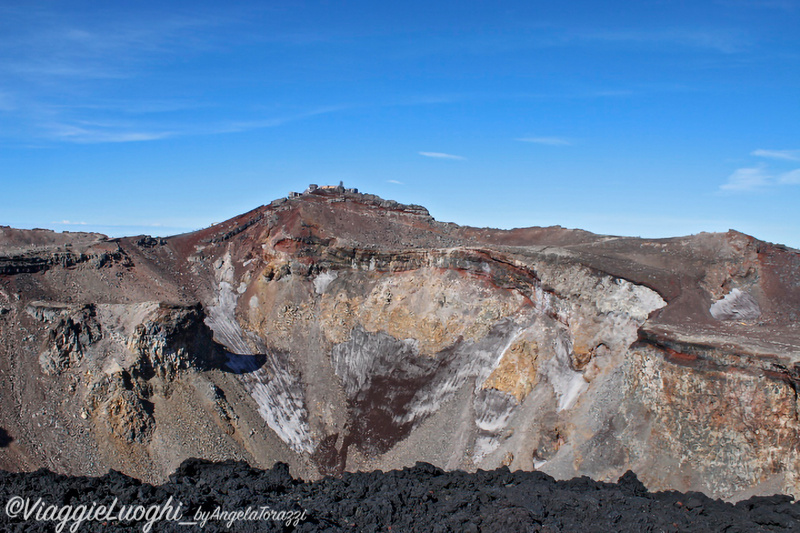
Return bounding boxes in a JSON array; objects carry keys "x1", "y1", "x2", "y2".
[{"x1": 1, "y1": 460, "x2": 799, "y2": 532}]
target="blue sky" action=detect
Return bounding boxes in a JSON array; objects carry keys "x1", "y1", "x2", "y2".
[{"x1": 1, "y1": 1, "x2": 798, "y2": 248}]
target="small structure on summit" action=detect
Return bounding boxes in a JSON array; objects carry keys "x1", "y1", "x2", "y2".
[{"x1": 293, "y1": 181, "x2": 358, "y2": 197}]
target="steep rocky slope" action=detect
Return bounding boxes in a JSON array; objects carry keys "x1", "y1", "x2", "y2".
[{"x1": 1, "y1": 186, "x2": 798, "y2": 501}]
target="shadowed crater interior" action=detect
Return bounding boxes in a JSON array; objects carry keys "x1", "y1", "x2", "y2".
[{"x1": 0, "y1": 427, "x2": 12, "y2": 448}]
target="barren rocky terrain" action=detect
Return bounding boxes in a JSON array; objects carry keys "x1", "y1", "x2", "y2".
[
  {"x1": 1, "y1": 185, "x2": 799, "y2": 507},
  {"x1": 3, "y1": 459, "x2": 800, "y2": 532}
]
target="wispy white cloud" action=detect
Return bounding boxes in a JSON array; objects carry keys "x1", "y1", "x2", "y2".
[
  {"x1": 29, "y1": 103, "x2": 346, "y2": 143},
  {"x1": 516, "y1": 137, "x2": 571, "y2": 146},
  {"x1": 720, "y1": 166, "x2": 772, "y2": 191},
  {"x1": 419, "y1": 151, "x2": 465, "y2": 160},
  {"x1": 396, "y1": 21, "x2": 751, "y2": 62},
  {"x1": 46, "y1": 123, "x2": 173, "y2": 143},
  {"x1": 752, "y1": 149, "x2": 800, "y2": 161},
  {"x1": 779, "y1": 169, "x2": 800, "y2": 184},
  {"x1": 387, "y1": 179, "x2": 404, "y2": 185},
  {"x1": 721, "y1": 165, "x2": 800, "y2": 191},
  {"x1": 716, "y1": 0, "x2": 795, "y2": 10},
  {"x1": 0, "y1": 12, "x2": 220, "y2": 82},
  {"x1": 0, "y1": 6, "x2": 267, "y2": 144},
  {"x1": 46, "y1": 99, "x2": 209, "y2": 115},
  {"x1": 0, "y1": 91, "x2": 16, "y2": 111},
  {"x1": 591, "y1": 90, "x2": 636, "y2": 98},
  {"x1": 54, "y1": 220, "x2": 88, "y2": 225},
  {"x1": 720, "y1": 146, "x2": 800, "y2": 191},
  {"x1": 5, "y1": 61, "x2": 132, "y2": 80},
  {"x1": 221, "y1": 105, "x2": 348, "y2": 134},
  {"x1": 569, "y1": 28, "x2": 749, "y2": 54}
]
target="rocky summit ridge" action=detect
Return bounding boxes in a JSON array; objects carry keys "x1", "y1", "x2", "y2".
[{"x1": 1, "y1": 185, "x2": 799, "y2": 501}]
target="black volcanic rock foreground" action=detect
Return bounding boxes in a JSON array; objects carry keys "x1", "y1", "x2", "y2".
[
  {"x1": 2, "y1": 459, "x2": 800, "y2": 532},
  {"x1": 2, "y1": 186, "x2": 800, "y2": 507}
]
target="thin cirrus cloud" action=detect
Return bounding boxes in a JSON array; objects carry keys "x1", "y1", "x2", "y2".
[
  {"x1": 780, "y1": 169, "x2": 800, "y2": 184},
  {"x1": 2, "y1": 15, "x2": 220, "y2": 82},
  {"x1": 418, "y1": 151, "x2": 466, "y2": 160},
  {"x1": 516, "y1": 137, "x2": 571, "y2": 146},
  {"x1": 720, "y1": 166, "x2": 772, "y2": 191},
  {"x1": 0, "y1": 7, "x2": 262, "y2": 144},
  {"x1": 716, "y1": 0, "x2": 795, "y2": 10},
  {"x1": 566, "y1": 28, "x2": 749, "y2": 54},
  {"x1": 35, "y1": 104, "x2": 348, "y2": 144},
  {"x1": 721, "y1": 166, "x2": 800, "y2": 191},
  {"x1": 46, "y1": 123, "x2": 173, "y2": 143},
  {"x1": 720, "y1": 148, "x2": 800, "y2": 191},
  {"x1": 0, "y1": 91, "x2": 16, "y2": 112},
  {"x1": 221, "y1": 105, "x2": 349, "y2": 134},
  {"x1": 751, "y1": 149, "x2": 800, "y2": 161},
  {"x1": 401, "y1": 24, "x2": 749, "y2": 60},
  {"x1": 387, "y1": 179, "x2": 404, "y2": 185}
]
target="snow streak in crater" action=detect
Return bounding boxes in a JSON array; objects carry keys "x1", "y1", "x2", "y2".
[{"x1": 205, "y1": 251, "x2": 313, "y2": 454}]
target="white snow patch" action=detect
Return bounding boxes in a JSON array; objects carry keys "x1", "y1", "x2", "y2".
[
  {"x1": 543, "y1": 333, "x2": 588, "y2": 412},
  {"x1": 247, "y1": 364, "x2": 311, "y2": 453},
  {"x1": 472, "y1": 435, "x2": 502, "y2": 463},
  {"x1": 395, "y1": 345, "x2": 498, "y2": 425},
  {"x1": 227, "y1": 353, "x2": 313, "y2": 454},
  {"x1": 206, "y1": 251, "x2": 313, "y2": 454},
  {"x1": 205, "y1": 254, "x2": 251, "y2": 354},
  {"x1": 313, "y1": 270, "x2": 338, "y2": 295},
  {"x1": 710, "y1": 288, "x2": 761, "y2": 321},
  {"x1": 474, "y1": 390, "x2": 517, "y2": 432},
  {"x1": 594, "y1": 278, "x2": 666, "y2": 322},
  {"x1": 475, "y1": 331, "x2": 520, "y2": 390}
]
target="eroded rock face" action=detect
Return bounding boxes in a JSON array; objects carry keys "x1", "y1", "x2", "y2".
[
  {"x1": 126, "y1": 303, "x2": 224, "y2": 381},
  {"x1": 626, "y1": 343, "x2": 800, "y2": 499},
  {"x1": 74, "y1": 303, "x2": 225, "y2": 448},
  {"x1": 1, "y1": 188, "x2": 799, "y2": 500},
  {"x1": 27, "y1": 303, "x2": 102, "y2": 375},
  {"x1": 104, "y1": 389, "x2": 155, "y2": 444}
]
